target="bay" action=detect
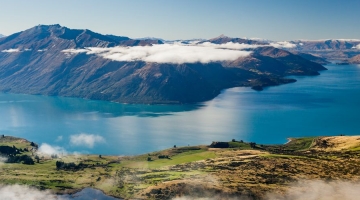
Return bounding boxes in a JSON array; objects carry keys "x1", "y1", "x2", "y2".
[{"x1": 1, "y1": 64, "x2": 359, "y2": 155}]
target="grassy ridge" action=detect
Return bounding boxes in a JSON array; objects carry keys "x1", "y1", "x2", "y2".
[{"x1": 1, "y1": 135, "x2": 360, "y2": 199}]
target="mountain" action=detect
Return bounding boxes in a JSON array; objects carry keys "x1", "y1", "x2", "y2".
[
  {"x1": 289, "y1": 51, "x2": 330, "y2": 65},
  {"x1": 349, "y1": 54, "x2": 360, "y2": 64},
  {"x1": 0, "y1": 25, "x2": 326, "y2": 104},
  {"x1": 290, "y1": 39, "x2": 360, "y2": 61},
  {"x1": 225, "y1": 47, "x2": 326, "y2": 76},
  {"x1": 0, "y1": 24, "x2": 163, "y2": 50},
  {"x1": 206, "y1": 34, "x2": 268, "y2": 45},
  {"x1": 293, "y1": 39, "x2": 360, "y2": 51}
]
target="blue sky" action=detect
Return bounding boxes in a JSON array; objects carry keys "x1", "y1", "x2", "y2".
[{"x1": 0, "y1": 0, "x2": 359, "y2": 41}]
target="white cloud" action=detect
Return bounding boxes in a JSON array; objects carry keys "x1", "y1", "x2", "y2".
[
  {"x1": 55, "y1": 135, "x2": 63, "y2": 142},
  {"x1": 332, "y1": 39, "x2": 360, "y2": 42},
  {"x1": 172, "y1": 180, "x2": 360, "y2": 200},
  {"x1": 62, "y1": 43, "x2": 252, "y2": 64},
  {"x1": 62, "y1": 49, "x2": 88, "y2": 54},
  {"x1": 266, "y1": 180, "x2": 360, "y2": 200},
  {"x1": 270, "y1": 41, "x2": 297, "y2": 48},
  {"x1": 198, "y1": 42, "x2": 262, "y2": 50},
  {"x1": 0, "y1": 156, "x2": 7, "y2": 165},
  {"x1": 70, "y1": 133, "x2": 105, "y2": 148},
  {"x1": 0, "y1": 185, "x2": 62, "y2": 200},
  {"x1": 1, "y1": 49, "x2": 21, "y2": 53},
  {"x1": 38, "y1": 143, "x2": 67, "y2": 156}
]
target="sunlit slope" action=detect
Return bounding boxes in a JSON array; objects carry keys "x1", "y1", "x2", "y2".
[{"x1": 1, "y1": 136, "x2": 360, "y2": 199}]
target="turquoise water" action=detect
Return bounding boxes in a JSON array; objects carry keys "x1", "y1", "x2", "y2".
[{"x1": 1, "y1": 64, "x2": 359, "y2": 155}]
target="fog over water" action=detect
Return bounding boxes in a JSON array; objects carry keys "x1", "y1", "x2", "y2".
[{"x1": 0, "y1": 64, "x2": 359, "y2": 155}]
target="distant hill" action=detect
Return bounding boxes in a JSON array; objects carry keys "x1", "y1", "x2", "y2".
[
  {"x1": 0, "y1": 25, "x2": 327, "y2": 104},
  {"x1": 206, "y1": 34, "x2": 268, "y2": 45},
  {"x1": 289, "y1": 51, "x2": 330, "y2": 65},
  {"x1": 0, "y1": 24, "x2": 162, "y2": 49},
  {"x1": 289, "y1": 39, "x2": 360, "y2": 61},
  {"x1": 292, "y1": 39, "x2": 360, "y2": 51},
  {"x1": 349, "y1": 54, "x2": 360, "y2": 64}
]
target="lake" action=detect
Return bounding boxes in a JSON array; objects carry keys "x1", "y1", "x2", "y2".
[
  {"x1": 60, "y1": 188, "x2": 121, "y2": 200},
  {"x1": 1, "y1": 63, "x2": 359, "y2": 155}
]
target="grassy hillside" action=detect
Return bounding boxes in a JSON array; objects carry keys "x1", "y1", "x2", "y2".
[{"x1": 1, "y1": 136, "x2": 360, "y2": 199}]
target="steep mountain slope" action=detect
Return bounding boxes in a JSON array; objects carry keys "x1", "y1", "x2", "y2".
[
  {"x1": 0, "y1": 25, "x2": 326, "y2": 104},
  {"x1": 290, "y1": 40, "x2": 360, "y2": 61},
  {"x1": 293, "y1": 39, "x2": 360, "y2": 51},
  {"x1": 349, "y1": 54, "x2": 360, "y2": 64},
  {"x1": 289, "y1": 51, "x2": 330, "y2": 65},
  {"x1": 206, "y1": 34, "x2": 268, "y2": 45},
  {"x1": 0, "y1": 24, "x2": 162, "y2": 50},
  {"x1": 225, "y1": 47, "x2": 326, "y2": 75}
]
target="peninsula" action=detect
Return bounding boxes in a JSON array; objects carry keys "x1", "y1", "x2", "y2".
[{"x1": 0, "y1": 25, "x2": 327, "y2": 104}]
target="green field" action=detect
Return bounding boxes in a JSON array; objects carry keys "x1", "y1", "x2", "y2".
[{"x1": 1, "y1": 135, "x2": 360, "y2": 199}]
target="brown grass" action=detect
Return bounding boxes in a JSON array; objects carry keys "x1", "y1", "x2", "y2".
[{"x1": 311, "y1": 136, "x2": 360, "y2": 151}]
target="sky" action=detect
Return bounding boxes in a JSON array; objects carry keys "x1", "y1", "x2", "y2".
[{"x1": 0, "y1": 0, "x2": 359, "y2": 41}]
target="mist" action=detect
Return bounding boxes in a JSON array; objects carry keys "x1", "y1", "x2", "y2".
[
  {"x1": 38, "y1": 143, "x2": 67, "y2": 156},
  {"x1": 266, "y1": 180, "x2": 360, "y2": 200},
  {"x1": 0, "y1": 156, "x2": 7, "y2": 165},
  {"x1": 62, "y1": 43, "x2": 252, "y2": 64},
  {"x1": 269, "y1": 41, "x2": 297, "y2": 48},
  {"x1": 170, "y1": 180, "x2": 360, "y2": 200},
  {"x1": 0, "y1": 185, "x2": 62, "y2": 200}
]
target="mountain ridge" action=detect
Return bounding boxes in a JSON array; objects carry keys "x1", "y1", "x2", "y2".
[
  {"x1": 0, "y1": 25, "x2": 327, "y2": 104},
  {"x1": 349, "y1": 54, "x2": 360, "y2": 64}
]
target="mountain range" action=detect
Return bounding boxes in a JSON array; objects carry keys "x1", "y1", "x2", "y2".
[
  {"x1": 0, "y1": 24, "x2": 346, "y2": 104},
  {"x1": 289, "y1": 39, "x2": 360, "y2": 61}
]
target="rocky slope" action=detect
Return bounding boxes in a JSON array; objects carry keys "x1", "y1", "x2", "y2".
[
  {"x1": 206, "y1": 34, "x2": 268, "y2": 45},
  {"x1": 290, "y1": 39, "x2": 360, "y2": 61},
  {"x1": 0, "y1": 25, "x2": 326, "y2": 104},
  {"x1": 349, "y1": 54, "x2": 360, "y2": 64},
  {"x1": 289, "y1": 51, "x2": 330, "y2": 65},
  {"x1": 293, "y1": 39, "x2": 360, "y2": 51}
]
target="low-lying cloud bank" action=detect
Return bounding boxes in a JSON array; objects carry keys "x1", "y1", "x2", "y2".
[
  {"x1": 61, "y1": 41, "x2": 302, "y2": 64},
  {"x1": 1, "y1": 48, "x2": 33, "y2": 53},
  {"x1": 172, "y1": 180, "x2": 360, "y2": 200},
  {"x1": 62, "y1": 43, "x2": 252, "y2": 64},
  {"x1": 0, "y1": 185, "x2": 61, "y2": 200},
  {"x1": 266, "y1": 180, "x2": 360, "y2": 200},
  {"x1": 270, "y1": 41, "x2": 297, "y2": 49},
  {"x1": 1, "y1": 48, "x2": 21, "y2": 53},
  {"x1": 198, "y1": 42, "x2": 263, "y2": 50},
  {"x1": 70, "y1": 133, "x2": 105, "y2": 148},
  {"x1": 0, "y1": 180, "x2": 358, "y2": 200}
]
